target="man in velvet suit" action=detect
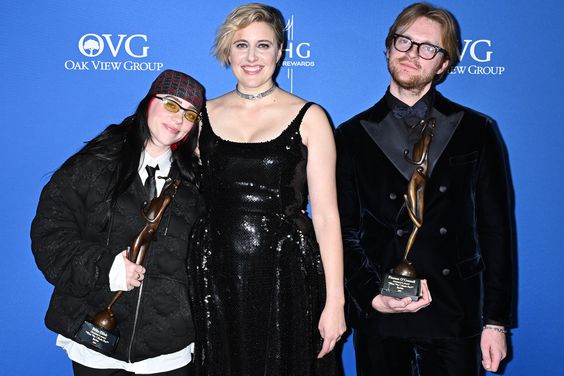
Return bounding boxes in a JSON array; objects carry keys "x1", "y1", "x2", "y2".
[{"x1": 335, "y1": 3, "x2": 514, "y2": 375}]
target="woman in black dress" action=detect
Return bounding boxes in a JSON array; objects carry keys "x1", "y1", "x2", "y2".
[{"x1": 189, "y1": 3, "x2": 346, "y2": 375}]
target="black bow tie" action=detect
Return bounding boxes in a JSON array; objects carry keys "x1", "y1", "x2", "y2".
[{"x1": 392, "y1": 101, "x2": 428, "y2": 120}]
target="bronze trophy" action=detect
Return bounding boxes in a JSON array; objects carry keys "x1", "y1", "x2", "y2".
[
  {"x1": 381, "y1": 119, "x2": 436, "y2": 301},
  {"x1": 74, "y1": 179, "x2": 181, "y2": 354}
]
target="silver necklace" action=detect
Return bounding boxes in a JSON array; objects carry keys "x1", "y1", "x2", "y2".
[{"x1": 235, "y1": 84, "x2": 276, "y2": 100}]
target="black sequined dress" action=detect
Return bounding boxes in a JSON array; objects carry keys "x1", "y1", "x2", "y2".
[{"x1": 190, "y1": 102, "x2": 338, "y2": 376}]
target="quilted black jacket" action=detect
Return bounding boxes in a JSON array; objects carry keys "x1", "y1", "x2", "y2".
[{"x1": 31, "y1": 149, "x2": 204, "y2": 362}]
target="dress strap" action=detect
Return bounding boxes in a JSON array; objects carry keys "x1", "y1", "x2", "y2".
[
  {"x1": 200, "y1": 106, "x2": 209, "y2": 129},
  {"x1": 290, "y1": 102, "x2": 315, "y2": 128},
  {"x1": 281, "y1": 102, "x2": 315, "y2": 149},
  {"x1": 199, "y1": 106, "x2": 215, "y2": 140}
]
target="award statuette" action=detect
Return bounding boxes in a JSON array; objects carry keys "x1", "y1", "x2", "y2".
[
  {"x1": 381, "y1": 119, "x2": 436, "y2": 301},
  {"x1": 74, "y1": 179, "x2": 181, "y2": 355}
]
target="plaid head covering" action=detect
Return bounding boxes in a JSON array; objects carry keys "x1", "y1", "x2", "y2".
[{"x1": 148, "y1": 69, "x2": 204, "y2": 111}]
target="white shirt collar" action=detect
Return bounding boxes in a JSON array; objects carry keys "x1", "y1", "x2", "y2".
[
  {"x1": 138, "y1": 149, "x2": 173, "y2": 197},
  {"x1": 138, "y1": 149, "x2": 172, "y2": 173}
]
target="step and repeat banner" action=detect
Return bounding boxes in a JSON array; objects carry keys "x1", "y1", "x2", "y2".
[{"x1": 2, "y1": 1, "x2": 562, "y2": 374}]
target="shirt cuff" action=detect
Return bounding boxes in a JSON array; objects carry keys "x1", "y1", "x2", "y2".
[{"x1": 109, "y1": 251, "x2": 128, "y2": 291}]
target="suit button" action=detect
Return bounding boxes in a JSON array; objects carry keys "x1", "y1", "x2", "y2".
[
  {"x1": 389, "y1": 193, "x2": 397, "y2": 200},
  {"x1": 439, "y1": 185, "x2": 447, "y2": 193},
  {"x1": 442, "y1": 268, "x2": 451, "y2": 276},
  {"x1": 439, "y1": 227, "x2": 447, "y2": 235},
  {"x1": 396, "y1": 229, "x2": 404, "y2": 236}
]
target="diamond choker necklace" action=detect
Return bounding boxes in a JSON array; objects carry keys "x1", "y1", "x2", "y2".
[{"x1": 235, "y1": 84, "x2": 277, "y2": 100}]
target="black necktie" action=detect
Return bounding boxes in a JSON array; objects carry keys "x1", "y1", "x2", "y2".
[{"x1": 144, "y1": 164, "x2": 159, "y2": 200}]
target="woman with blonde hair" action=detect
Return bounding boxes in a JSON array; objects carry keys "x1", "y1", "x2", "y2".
[{"x1": 189, "y1": 3, "x2": 346, "y2": 375}]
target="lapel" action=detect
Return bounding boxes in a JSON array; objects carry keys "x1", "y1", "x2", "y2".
[
  {"x1": 426, "y1": 102, "x2": 463, "y2": 177},
  {"x1": 360, "y1": 90, "x2": 464, "y2": 180}
]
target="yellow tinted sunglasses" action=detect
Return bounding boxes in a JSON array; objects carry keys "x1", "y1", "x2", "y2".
[{"x1": 155, "y1": 96, "x2": 199, "y2": 123}]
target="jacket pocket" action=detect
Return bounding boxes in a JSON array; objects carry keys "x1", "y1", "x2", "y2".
[{"x1": 456, "y1": 254, "x2": 484, "y2": 279}]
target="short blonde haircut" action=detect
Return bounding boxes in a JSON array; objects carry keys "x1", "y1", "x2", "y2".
[
  {"x1": 213, "y1": 3, "x2": 286, "y2": 67},
  {"x1": 386, "y1": 2, "x2": 461, "y2": 80}
]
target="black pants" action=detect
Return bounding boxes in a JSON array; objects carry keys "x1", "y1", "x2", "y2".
[
  {"x1": 72, "y1": 362, "x2": 194, "y2": 376},
  {"x1": 353, "y1": 330, "x2": 482, "y2": 376}
]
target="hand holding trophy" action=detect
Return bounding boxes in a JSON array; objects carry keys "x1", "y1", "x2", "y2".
[
  {"x1": 74, "y1": 179, "x2": 181, "y2": 354},
  {"x1": 381, "y1": 119, "x2": 436, "y2": 301}
]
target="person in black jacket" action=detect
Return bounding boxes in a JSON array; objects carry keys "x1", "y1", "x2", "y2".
[
  {"x1": 31, "y1": 69, "x2": 205, "y2": 375},
  {"x1": 335, "y1": 3, "x2": 515, "y2": 376}
]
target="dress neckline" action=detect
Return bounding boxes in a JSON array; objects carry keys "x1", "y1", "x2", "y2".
[{"x1": 204, "y1": 102, "x2": 313, "y2": 145}]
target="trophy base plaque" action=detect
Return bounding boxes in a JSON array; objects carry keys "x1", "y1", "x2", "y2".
[
  {"x1": 381, "y1": 273, "x2": 422, "y2": 301},
  {"x1": 75, "y1": 320, "x2": 119, "y2": 355}
]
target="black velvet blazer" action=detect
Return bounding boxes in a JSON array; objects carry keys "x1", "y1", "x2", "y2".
[{"x1": 335, "y1": 91, "x2": 515, "y2": 338}]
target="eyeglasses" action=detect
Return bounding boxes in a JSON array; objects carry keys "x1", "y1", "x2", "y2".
[
  {"x1": 155, "y1": 96, "x2": 199, "y2": 123},
  {"x1": 392, "y1": 34, "x2": 448, "y2": 60}
]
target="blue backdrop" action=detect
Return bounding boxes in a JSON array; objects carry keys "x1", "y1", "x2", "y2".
[{"x1": 2, "y1": 1, "x2": 562, "y2": 374}]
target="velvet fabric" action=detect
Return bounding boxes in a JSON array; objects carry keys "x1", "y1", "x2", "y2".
[
  {"x1": 353, "y1": 330, "x2": 481, "y2": 376},
  {"x1": 335, "y1": 91, "x2": 515, "y2": 339}
]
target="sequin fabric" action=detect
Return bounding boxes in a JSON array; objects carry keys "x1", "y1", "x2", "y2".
[{"x1": 189, "y1": 102, "x2": 338, "y2": 376}]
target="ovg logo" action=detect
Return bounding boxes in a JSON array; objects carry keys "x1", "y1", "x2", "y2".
[
  {"x1": 283, "y1": 15, "x2": 316, "y2": 92},
  {"x1": 78, "y1": 33, "x2": 149, "y2": 58},
  {"x1": 65, "y1": 33, "x2": 164, "y2": 72},
  {"x1": 449, "y1": 39, "x2": 506, "y2": 76}
]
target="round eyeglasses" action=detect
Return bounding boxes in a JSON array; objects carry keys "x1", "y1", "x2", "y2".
[
  {"x1": 392, "y1": 33, "x2": 448, "y2": 60},
  {"x1": 155, "y1": 96, "x2": 199, "y2": 123}
]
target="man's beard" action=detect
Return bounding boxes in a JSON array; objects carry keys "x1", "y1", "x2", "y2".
[{"x1": 388, "y1": 57, "x2": 436, "y2": 92}]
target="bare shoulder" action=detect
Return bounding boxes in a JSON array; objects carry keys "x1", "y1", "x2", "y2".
[
  {"x1": 302, "y1": 102, "x2": 329, "y2": 123},
  {"x1": 301, "y1": 101, "x2": 331, "y2": 131},
  {"x1": 206, "y1": 92, "x2": 232, "y2": 114},
  {"x1": 276, "y1": 89, "x2": 306, "y2": 110},
  {"x1": 276, "y1": 90, "x2": 327, "y2": 121},
  {"x1": 299, "y1": 102, "x2": 332, "y2": 146}
]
